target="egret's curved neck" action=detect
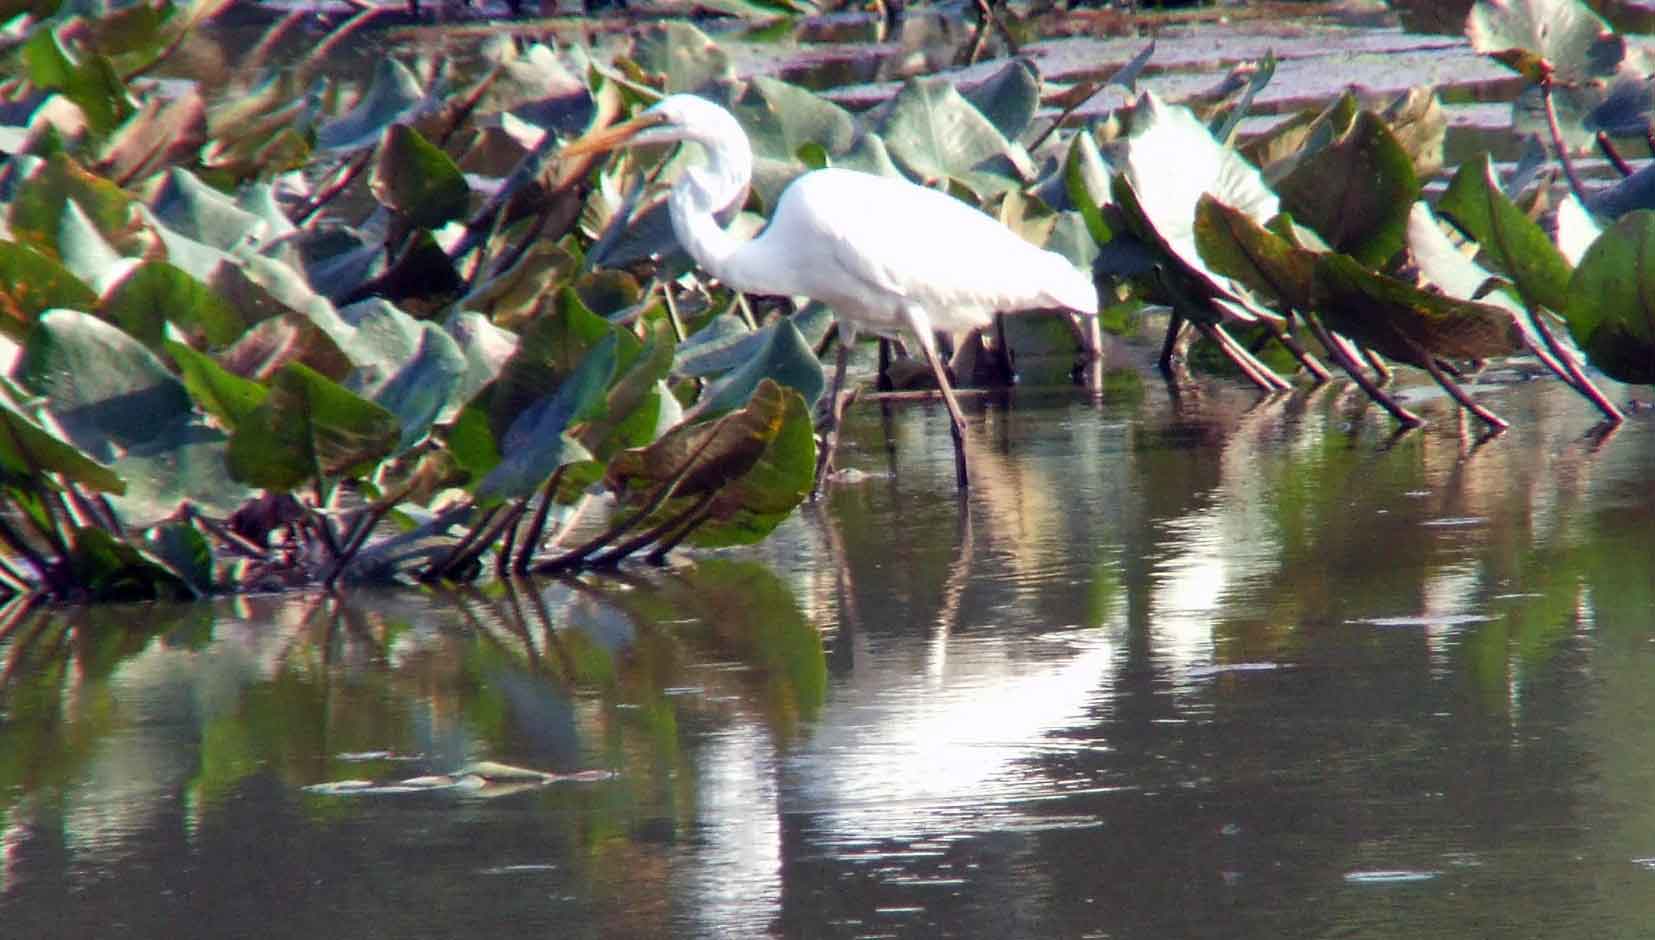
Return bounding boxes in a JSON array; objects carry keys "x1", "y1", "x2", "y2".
[{"x1": 668, "y1": 133, "x2": 756, "y2": 289}]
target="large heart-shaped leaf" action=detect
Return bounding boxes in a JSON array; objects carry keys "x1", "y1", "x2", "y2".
[
  {"x1": 630, "y1": 22, "x2": 735, "y2": 95},
  {"x1": 0, "y1": 400, "x2": 124, "y2": 494},
  {"x1": 8, "y1": 154, "x2": 138, "y2": 259},
  {"x1": 166, "y1": 337, "x2": 268, "y2": 431},
  {"x1": 1312, "y1": 253, "x2": 1525, "y2": 367},
  {"x1": 962, "y1": 60, "x2": 1041, "y2": 144},
  {"x1": 1118, "y1": 91, "x2": 1280, "y2": 305},
  {"x1": 1193, "y1": 196, "x2": 1316, "y2": 313},
  {"x1": 20, "y1": 27, "x2": 131, "y2": 136},
  {"x1": 149, "y1": 168, "x2": 265, "y2": 252},
  {"x1": 474, "y1": 332, "x2": 616, "y2": 506},
  {"x1": 226, "y1": 362, "x2": 401, "y2": 490},
  {"x1": 109, "y1": 419, "x2": 251, "y2": 528},
  {"x1": 339, "y1": 299, "x2": 467, "y2": 451},
  {"x1": 1275, "y1": 110, "x2": 1419, "y2": 267},
  {"x1": 730, "y1": 77, "x2": 857, "y2": 208},
  {"x1": 673, "y1": 311, "x2": 756, "y2": 377},
  {"x1": 486, "y1": 288, "x2": 635, "y2": 443},
  {"x1": 695, "y1": 317, "x2": 825, "y2": 417},
  {"x1": 1467, "y1": 0, "x2": 1623, "y2": 83},
  {"x1": 605, "y1": 378, "x2": 813, "y2": 547},
  {"x1": 0, "y1": 240, "x2": 97, "y2": 339},
  {"x1": 880, "y1": 78, "x2": 1033, "y2": 198},
  {"x1": 1437, "y1": 154, "x2": 1573, "y2": 315},
  {"x1": 1563, "y1": 210, "x2": 1655, "y2": 384},
  {"x1": 16, "y1": 309, "x2": 192, "y2": 460},
  {"x1": 316, "y1": 58, "x2": 430, "y2": 152},
  {"x1": 100, "y1": 260, "x2": 245, "y2": 349},
  {"x1": 370, "y1": 123, "x2": 470, "y2": 230},
  {"x1": 57, "y1": 197, "x2": 139, "y2": 294}
]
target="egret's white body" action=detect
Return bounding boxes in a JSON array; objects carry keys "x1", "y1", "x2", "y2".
[{"x1": 569, "y1": 94, "x2": 1099, "y2": 490}]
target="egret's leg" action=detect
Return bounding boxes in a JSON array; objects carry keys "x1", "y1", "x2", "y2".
[
  {"x1": 812, "y1": 334, "x2": 856, "y2": 497},
  {"x1": 903, "y1": 306, "x2": 970, "y2": 490}
]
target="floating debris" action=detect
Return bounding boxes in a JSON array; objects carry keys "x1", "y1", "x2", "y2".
[
  {"x1": 304, "y1": 761, "x2": 616, "y2": 797},
  {"x1": 1343, "y1": 870, "x2": 1441, "y2": 884}
]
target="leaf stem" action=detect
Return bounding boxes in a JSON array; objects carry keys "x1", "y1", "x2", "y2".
[
  {"x1": 1541, "y1": 78, "x2": 1590, "y2": 207},
  {"x1": 1304, "y1": 314, "x2": 1423, "y2": 427}
]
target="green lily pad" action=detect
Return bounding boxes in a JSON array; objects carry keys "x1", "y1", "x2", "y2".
[
  {"x1": 1063, "y1": 129, "x2": 1113, "y2": 247},
  {"x1": 316, "y1": 57, "x2": 429, "y2": 152},
  {"x1": 1275, "y1": 110, "x2": 1419, "y2": 267},
  {"x1": 1563, "y1": 209, "x2": 1655, "y2": 384},
  {"x1": 226, "y1": 361, "x2": 401, "y2": 491},
  {"x1": 356, "y1": 315, "x2": 467, "y2": 453},
  {"x1": 630, "y1": 22, "x2": 735, "y2": 95},
  {"x1": 1311, "y1": 253, "x2": 1525, "y2": 367},
  {"x1": 166, "y1": 337, "x2": 268, "y2": 431},
  {"x1": 0, "y1": 399, "x2": 124, "y2": 494},
  {"x1": 150, "y1": 168, "x2": 265, "y2": 252},
  {"x1": 605, "y1": 378, "x2": 813, "y2": 547},
  {"x1": 57, "y1": 197, "x2": 138, "y2": 295},
  {"x1": 673, "y1": 311, "x2": 756, "y2": 377},
  {"x1": 487, "y1": 287, "x2": 635, "y2": 443},
  {"x1": 1467, "y1": 0, "x2": 1623, "y2": 83},
  {"x1": 100, "y1": 260, "x2": 245, "y2": 349},
  {"x1": 1116, "y1": 93, "x2": 1280, "y2": 319},
  {"x1": 0, "y1": 239, "x2": 97, "y2": 339},
  {"x1": 370, "y1": 123, "x2": 470, "y2": 230},
  {"x1": 1437, "y1": 154, "x2": 1573, "y2": 315},
  {"x1": 8, "y1": 153, "x2": 138, "y2": 260},
  {"x1": 962, "y1": 60, "x2": 1041, "y2": 144},
  {"x1": 17, "y1": 309, "x2": 192, "y2": 460},
  {"x1": 880, "y1": 77, "x2": 1033, "y2": 198},
  {"x1": 110, "y1": 418, "x2": 251, "y2": 528},
  {"x1": 1193, "y1": 195, "x2": 1316, "y2": 313},
  {"x1": 20, "y1": 27, "x2": 131, "y2": 136},
  {"x1": 695, "y1": 316, "x2": 825, "y2": 416},
  {"x1": 475, "y1": 332, "x2": 616, "y2": 506}
]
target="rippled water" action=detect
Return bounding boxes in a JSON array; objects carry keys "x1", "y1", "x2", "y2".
[{"x1": 2, "y1": 358, "x2": 1653, "y2": 938}]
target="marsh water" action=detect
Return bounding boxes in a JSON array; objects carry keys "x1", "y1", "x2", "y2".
[
  {"x1": 7, "y1": 2, "x2": 1655, "y2": 936},
  {"x1": 3, "y1": 352, "x2": 1654, "y2": 938}
]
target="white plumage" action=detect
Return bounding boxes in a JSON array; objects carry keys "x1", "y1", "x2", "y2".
[{"x1": 566, "y1": 93, "x2": 1099, "y2": 491}]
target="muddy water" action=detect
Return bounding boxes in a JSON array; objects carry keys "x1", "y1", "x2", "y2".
[{"x1": 2, "y1": 360, "x2": 1653, "y2": 938}]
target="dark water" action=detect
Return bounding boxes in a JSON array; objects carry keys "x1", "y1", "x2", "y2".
[{"x1": 3, "y1": 360, "x2": 1653, "y2": 938}]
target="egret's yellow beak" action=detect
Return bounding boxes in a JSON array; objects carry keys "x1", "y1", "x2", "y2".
[{"x1": 560, "y1": 111, "x2": 670, "y2": 158}]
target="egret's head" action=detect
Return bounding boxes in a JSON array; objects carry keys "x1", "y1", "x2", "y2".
[{"x1": 562, "y1": 94, "x2": 746, "y2": 158}]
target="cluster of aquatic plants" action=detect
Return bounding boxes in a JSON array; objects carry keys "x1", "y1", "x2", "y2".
[
  {"x1": 1103, "y1": 0, "x2": 1653, "y2": 431},
  {"x1": 0, "y1": 0, "x2": 1648, "y2": 602},
  {"x1": 0, "y1": 6, "x2": 843, "y2": 601}
]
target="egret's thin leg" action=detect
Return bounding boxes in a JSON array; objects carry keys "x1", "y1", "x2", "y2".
[
  {"x1": 904, "y1": 307, "x2": 970, "y2": 490},
  {"x1": 813, "y1": 337, "x2": 855, "y2": 497}
]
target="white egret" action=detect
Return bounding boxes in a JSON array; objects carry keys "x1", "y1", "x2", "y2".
[{"x1": 564, "y1": 94, "x2": 1098, "y2": 491}]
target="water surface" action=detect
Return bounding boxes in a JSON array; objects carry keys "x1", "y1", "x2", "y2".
[{"x1": 3, "y1": 365, "x2": 1653, "y2": 938}]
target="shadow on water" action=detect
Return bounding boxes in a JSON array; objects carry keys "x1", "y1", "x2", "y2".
[{"x1": 2, "y1": 367, "x2": 1654, "y2": 937}]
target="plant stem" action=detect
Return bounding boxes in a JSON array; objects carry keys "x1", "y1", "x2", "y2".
[
  {"x1": 513, "y1": 467, "x2": 567, "y2": 574},
  {"x1": 1419, "y1": 354, "x2": 1509, "y2": 432},
  {"x1": 644, "y1": 493, "x2": 720, "y2": 564},
  {"x1": 1305, "y1": 314, "x2": 1424, "y2": 427},
  {"x1": 1596, "y1": 131, "x2": 1634, "y2": 177},
  {"x1": 1524, "y1": 310, "x2": 1625, "y2": 423},
  {"x1": 1541, "y1": 78, "x2": 1590, "y2": 207},
  {"x1": 1157, "y1": 311, "x2": 1187, "y2": 373},
  {"x1": 1273, "y1": 318, "x2": 1332, "y2": 383},
  {"x1": 592, "y1": 491, "x2": 715, "y2": 566}
]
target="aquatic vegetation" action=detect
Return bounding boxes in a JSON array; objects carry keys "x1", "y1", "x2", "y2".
[{"x1": 0, "y1": 0, "x2": 1648, "y2": 601}]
